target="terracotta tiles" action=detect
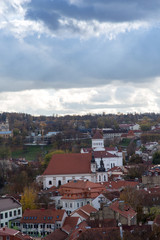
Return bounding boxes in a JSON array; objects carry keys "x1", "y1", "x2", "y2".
[
  {"x1": 62, "y1": 217, "x2": 80, "y2": 234},
  {"x1": 43, "y1": 153, "x2": 92, "y2": 175},
  {"x1": 92, "y1": 131, "x2": 103, "y2": 139},
  {"x1": 42, "y1": 229, "x2": 67, "y2": 240},
  {"x1": 21, "y1": 209, "x2": 65, "y2": 224},
  {"x1": 109, "y1": 201, "x2": 136, "y2": 219}
]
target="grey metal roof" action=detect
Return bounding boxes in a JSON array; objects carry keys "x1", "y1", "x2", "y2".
[{"x1": 0, "y1": 197, "x2": 21, "y2": 212}]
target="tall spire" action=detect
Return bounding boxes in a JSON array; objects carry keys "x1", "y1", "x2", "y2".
[
  {"x1": 91, "y1": 150, "x2": 95, "y2": 163},
  {"x1": 98, "y1": 155, "x2": 105, "y2": 172}
]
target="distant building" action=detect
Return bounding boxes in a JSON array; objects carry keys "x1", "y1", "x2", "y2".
[
  {"x1": 142, "y1": 165, "x2": 160, "y2": 186},
  {"x1": 0, "y1": 118, "x2": 12, "y2": 138}
]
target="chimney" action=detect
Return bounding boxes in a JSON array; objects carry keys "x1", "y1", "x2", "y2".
[{"x1": 119, "y1": 201, "x2": 124, "y2": 211}]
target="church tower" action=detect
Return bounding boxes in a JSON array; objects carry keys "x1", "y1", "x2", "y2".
[
  {"x1": 91, "y1": 151, "x2": 97, "y2": 173},
  {"x1": 92, "y1": 130, "x2": 105, "y2": 151}
]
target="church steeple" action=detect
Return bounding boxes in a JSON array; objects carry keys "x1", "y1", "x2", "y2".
[
  {"x1": 91, "y1": 151, "x2": 96, "y2": 173},
  {"x1": 91, "y1": 151, "x2": 95, "y2": 163},
  {"x1": 98, "y1": 156, "x2": 105, "y2": 172}
]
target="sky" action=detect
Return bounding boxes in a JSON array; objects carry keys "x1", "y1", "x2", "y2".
[{"x1": 1, "y1": 0, "x2": 160, "y2": 116}]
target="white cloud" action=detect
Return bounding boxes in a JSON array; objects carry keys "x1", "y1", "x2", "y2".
[{"x1": 0, "y1": 80, "x2": 159, "y2": 116}]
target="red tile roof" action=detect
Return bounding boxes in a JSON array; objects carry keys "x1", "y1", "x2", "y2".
[
  {"x1": 62, "y1": 217, "x2": 80, "y2": 234},
  {"x1": 92, "y1": 131, "x2": 103, "y2": 139},
  {"x1": 68, "y1": 221, "x2": 89, "y2": 240},
  {"x1": 0, "y1": 227, "x2": 19, "y2": 236},
  {"x1": 93, "y1": 151, "x2": 117, "y2": 158},
  {"x1": 104, "y1": 180, "x2": 139, "y2": 190},
  {"x1": 21, "y1": 209, "x2": 65, "y2": 224},
  {"x1": 71, "y1": 204, "x2": 97, "y2": 220},
  {"x1": 109, "y1": 201, "x2": 136, "y2": 219},
  {"x1": 81, "y1": 149, "x2": 117, "y2": 158},
  {"x1": 42, "y1": 229, "x2": 67, "y2": 240},
  {"x1": 43, "y1": 153, "x2": 92, "y2": 175},
  {"x1": 60, "y1": 180, "x2": 106, "y2": 200}
]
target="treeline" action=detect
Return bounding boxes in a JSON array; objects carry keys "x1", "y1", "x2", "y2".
[{"x1": 1, "y1": 111, "x2": 160, "y2": 134}]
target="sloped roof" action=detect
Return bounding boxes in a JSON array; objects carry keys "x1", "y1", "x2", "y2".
[
  {"x1": 43, "y1": 153, "x2": 92, "y2": 175},
  {"x1": 103, "y1": 180, "x2": 138, "y2": 190},
  {"x1": 92, "y1": 131, "x2": 103, "y2": 139},
  {"x1": 0, "y1": 197, "x2": 21, "y2": 212},
  {"x1": 0, "y1": 227, "x2": 19, "y2": 236},
  {"x1": 71, "y1": 204, "x2": 97, "y2": 220},
  {"x1": 21, "y1": 209, "x2": 65, "y2": 224},
  {"x1": 42, "y1": 229, "x2": 67, "y2": 240},
  {"x1": 109, "y1": 201, "x2": 136, "y2": 219},
  {"x1": 60, "y1": 180, "x2": 106, "y2": 200},
  {"x1": 60, "y1": 180, "x2": 105, "y2": 190},
  {"x1": 68, "y1": 221, "x2": 89, "y2": 240},
  {"x1": 62, "y1": 217, "x2": 80, "y2": 234}
]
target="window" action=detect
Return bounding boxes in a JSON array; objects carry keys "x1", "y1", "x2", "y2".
[
  {"x1": 9, "y1": 211, "x2": 12, "y2": 217},
  {"x1": 14, "y1": 210, "x2": 16, "y2": 216},
  {"x1": 58, "y1": 180, "x2": 61, "y2": 186},
  {"x1": 65, "y1": 203, "x2": 67, "y2": 208},
  {"x1": 18, "y1": 209, "x2": 21, "y2": 215},
  {"x1": 0, "y1": 213, "x2": 3, "y2": 219},
  {"x1": 70, "y1": 203, "x2": 72, "y2": 208},
  {"x1": 81, "y1": 202, "x2": 83, "y2": 207},
  {"x1": 104, "y1": 175, "x2": 106, "y2": 182},
  {"x1": 5, "y1": 222, "x2": 8, "y2": 227},
  {"x1": 6, "y1": 236, "x2": 10, "y2": 240},
  {"x1": 49, "y1": 180, "x2": 52, "y2": 185},
  {"x1": 34, "y1": 224, "x2": 38, "y2": 228},
  {"x1": 1, "y1": 223, "x2": 3, "y2": 228},
  {"x1": 5, "y1": 212, "x2": 8, "y2": 218},
  {"x1": 99, "y1": 175, "x2": 101, "y2": 182},
  {"x1": 77, "y1": 203, "x2": 79, "y2": 208}
]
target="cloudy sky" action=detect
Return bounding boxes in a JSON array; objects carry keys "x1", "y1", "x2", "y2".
[{"x1": 0, "y1": 0, "x2": 160, "y2": 115}]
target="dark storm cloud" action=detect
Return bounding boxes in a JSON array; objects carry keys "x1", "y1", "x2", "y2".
[{"x1": 25, "y1": 0, "x2": 160, "y2": 31}]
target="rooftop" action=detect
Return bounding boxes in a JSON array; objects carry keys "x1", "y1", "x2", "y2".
[
  {"x1": 43, "y1": 153, "x2": 92, "y2": 175},
  {"x1": 0, "y1": 196, "x2": 21, "y2": 212},
  {"x1": 21, "y1": 209, "x2": 65, "y2": 224}
]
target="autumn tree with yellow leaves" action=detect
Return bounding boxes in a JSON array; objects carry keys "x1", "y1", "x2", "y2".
[{"x1": 20, "y1": 186, "x2": 37, "y2": 211}]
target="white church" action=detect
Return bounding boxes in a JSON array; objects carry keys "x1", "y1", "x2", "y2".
[
  {"x1": 38, "y1": 130, "x2": 123, "y2": 189},
  {"x1": 81, "y1": 130, "x2": 123, "y2": 170}
]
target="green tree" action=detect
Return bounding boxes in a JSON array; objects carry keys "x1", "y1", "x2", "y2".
[
  {"x1": 43, "y1": 150, "x2": 65, "y2": 167},
  {"x1": 153, "y1": 151, "x2": 160, "y2": 164}
]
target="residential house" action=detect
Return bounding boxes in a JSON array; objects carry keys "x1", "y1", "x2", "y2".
[
  {"x1": 91, "y1": 200, "x2": 137, "y2": 226},
  {"x1": 107, "y1": 166, "x2": 128, "y2": 181},
  {"x1": 59, "y1": 180, "x2": 106, "y2": 215},
  {"x1": 70, "y1": 204, "x2": 98, "y2": 221},
  {"x1": 0, "y1": 197, "x2": 22, "y2": 228},
  {"x1": 20, "y1": 209, "x2": 67, "y2": 237},
  {"x1": 0, "y1": 227, "x2": 32, "y2": 240},
  {"x1": 103, "y1": 180, "x2": 139, "y2": 192},
  {"x1": 142, "y1": 165, "x2": 160, "y2": 186}
]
